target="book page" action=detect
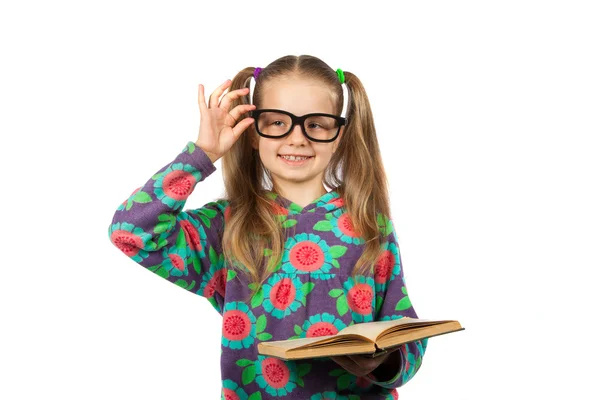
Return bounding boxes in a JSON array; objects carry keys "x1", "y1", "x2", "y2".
[{"x1": 337, "y1": 318, "x2": 420, "y2": 342}]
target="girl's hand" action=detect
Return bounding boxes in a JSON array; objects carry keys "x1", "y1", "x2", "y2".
[
  {"x1": 330, "y1": 351, "x2": 395, "y2": 378},
  {"x1": 196, "y1": 79, "x2": 256, "y2": 163}
]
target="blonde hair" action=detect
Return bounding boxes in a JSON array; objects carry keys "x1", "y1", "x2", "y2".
[{"x1": 218, "y1": 55, "x2": 393, "y2": 302}]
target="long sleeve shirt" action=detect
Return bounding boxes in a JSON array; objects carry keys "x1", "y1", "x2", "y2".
[{"x1": 108, "y1": 141, "x2": 428, "y2": 399}]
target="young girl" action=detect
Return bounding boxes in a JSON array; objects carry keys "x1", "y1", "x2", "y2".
[{"x1": 108, "y1": 54, "x2": 427, "y2": 399}]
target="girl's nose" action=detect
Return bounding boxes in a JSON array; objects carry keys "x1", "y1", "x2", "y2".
[{"x1": 288, "y1": 124, "x2": 306, "y2": 141}]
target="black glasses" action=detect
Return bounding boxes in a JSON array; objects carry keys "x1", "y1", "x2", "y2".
[{"x1": 249, "y1": 109, "x2": 347, "y2": 143}]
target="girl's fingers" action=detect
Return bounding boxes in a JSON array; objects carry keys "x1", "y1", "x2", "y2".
[
  {"x1": 209, "y1": 79, "x2": 231, "y2": 109},
  {"x1": 218, "y1": 87, "x2": 250, "y2": 111},
  {"x1": 228, "y1": 104, "x2": 256, "y2": 124},
  {"x1": 198, "y1": 84, "x2": 208, "y2": 111},
  {"x1": 230, "y1": 117, "x2": 255, "y2": 139}
]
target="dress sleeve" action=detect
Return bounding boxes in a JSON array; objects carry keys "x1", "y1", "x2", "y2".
[
  {"x1": 108, "y1": 141, "x2": 229, "y2": 314},
  {"x1": 364, "y1": 218, "x2": 428, "y2": 389}
]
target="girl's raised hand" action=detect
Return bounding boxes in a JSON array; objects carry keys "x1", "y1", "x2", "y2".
[{"x1": 196, "y1": 79, "x2": 256, "y2": 163}]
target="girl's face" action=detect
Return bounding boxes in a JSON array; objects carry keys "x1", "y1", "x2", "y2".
[{"x1": 251, "y1": 77, "x2": 344, "y2": 189}]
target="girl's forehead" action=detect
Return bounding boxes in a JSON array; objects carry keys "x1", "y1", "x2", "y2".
[{"x1": 260, "y1": 79, "x2": 337, "y2": 114}]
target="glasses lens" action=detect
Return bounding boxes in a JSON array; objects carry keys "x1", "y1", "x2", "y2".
[
  {"x1": 305, "y1": 115, "x2": 340, "y2": 141},
  {"x1": 256, "y1": 112, "x2": 339, "y2": 141}
]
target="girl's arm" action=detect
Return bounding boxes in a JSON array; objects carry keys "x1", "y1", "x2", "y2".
[
  {"x1": 365, "y1": 220, "x2": 429, "y2": 389},
  {"x1": 108, "y1": 141, "x2": 228, "y2": 314}
]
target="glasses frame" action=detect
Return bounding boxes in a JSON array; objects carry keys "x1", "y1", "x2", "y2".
[{"x1": 249, "y1": 109, "x2": 348, "y2": 143}]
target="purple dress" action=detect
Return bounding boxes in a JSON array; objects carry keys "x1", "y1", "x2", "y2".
[{"x1": 108, "y1": 141, "x2": 428, "y2": 399}]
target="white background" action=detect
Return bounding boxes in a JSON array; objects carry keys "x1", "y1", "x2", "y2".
[{"x1": 1, "y1": 0, "x2": 598, "y2": 399}]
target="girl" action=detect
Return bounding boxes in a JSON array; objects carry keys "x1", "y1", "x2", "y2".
[{"x1": 108, "y1": 55, "x2": 427, "y2": 399}]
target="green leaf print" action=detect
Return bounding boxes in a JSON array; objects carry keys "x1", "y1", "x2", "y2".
[
  {"x1": 242, "y1": 365, "x2": 256, "y2": 385},
  {"x1": 297, "y1": 377, "x2": 304, "y2": 387},
  {"x1": 227, "y1": 269, "x2": 237, "y2": 281},
  {"x1": 376, "y1": 213, "x2": 394, "y2": 235},
  {"x1": 236, "y1": 358, "x2": 253, "y2": 367},
  {"x1": 248, "y1": 392, "x2": 262, "y2": 400},
  {"x1": 336, "y1": 295, "x2": 349, "y2": 316},
  {"x1": 256, "y1": 315, "x2": 267, "y2": 333},
  {"x1": 297, "y1": 363, "x2": 312, "y2": 377},
  {"x1": 282, "y1": 219, "x2": 297, "y2": 228},
  {"x1": 329, "y1": 289, "x2": 343, "y2": 298},
  {"x1": 199, "y1": 214, "x2": 211, "y2": 228},
  {"x1": 248, "y1": 282, "x2": 258, "y2": 291},
  {"x1": 209, "y1": 246, "x2": 218, "y2": 266},
  {"x1": 395, "y1": 296, "x2": 412, "y2": 311},
  {"x1": 376, "y1": 295, "x2": 384, "y2": 314},
  {"x1": 174, "y1": 279, "x2": 195, "y2": 291},
  {"x1": 289, "y1": 203, "x2": 304, "y2": 213},
  {"x1": 133, "y1": 191, "x2": 152, "y2": 204},
  {"x1": 301, "y1": 282, "x2": 315, "y2": 296},
  {"x1": 175, "y1": 228, "x2": 186, "y2": 249},
  {"x1": 331, "y1": 259, "x2": 340, "y2": 269},
  {"x1": 154, "y1": 213, "x2": 175, "y2": 233},
  {"x1": 402, "y1": 286, "x2": 408, "y2": 295},
  {"x1": 329, "y1": 245, "x2": 347, "y2": 258},
  {"x1": 329, "y1": 368, "x2": 346, "y2": 377},
  {"x1": 199, "y1": 207, "x2": 217, "y2": 218},
  {"x1": 150, "y1": 264, "x2": 169, "y2": 279},
  {"x1": 313, "y1": 220, "x2": 333, "y2": 231},
  {"x1": 186, "y1": 141, "x2": 195, "y2": 154},
  {"x1": 250, "y1": 288, "x2": 264, "y2": 309},
  {"x1": 192, "y1": 257, "x2": 201, "y2": 275},
  {"x1": 156, "y1": 237, "x2": 168, "y2": 249},
  {"x1": 337, "y1": 373, "x2": 352, "y2": 389},
  {"x1": 263, "y1": 248, "x2": 273, "y2": 257},
  {"x1": 158, "y1": 213, "x2": 172, "y2": 221},
  {"x1": 257, "y1": 332, "x2": 272, "y2": 341},
  {"x1": 294, "y1": 324, "x2": 303, "y2": 335}
]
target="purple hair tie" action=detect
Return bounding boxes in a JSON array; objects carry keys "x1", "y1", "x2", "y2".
[{"x1": 253, "y1": 67, "x2": 263, "y2": 80}]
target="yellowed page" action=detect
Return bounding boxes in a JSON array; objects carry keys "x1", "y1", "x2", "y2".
[
  {"x1": 336, "y1": 317, "x2": 420, "y2": 342},
  {"x1": 257, "y1": 335, "x2": 338, "y2": 352},
  {"x1": 258, "y1": 339, "x2": 377, "y2": 360},
  {"x1": 378, "y1": 321, "x2": 464, "y2": 349}
]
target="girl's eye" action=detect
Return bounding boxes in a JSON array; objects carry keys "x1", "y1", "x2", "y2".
[{"x1": 308, "y1": 123, "x2": 322, "y2": 129}]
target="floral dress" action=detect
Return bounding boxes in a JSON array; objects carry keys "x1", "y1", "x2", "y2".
[{"x1": 108, "y1": 141, "x2": 428, "y2": 399}]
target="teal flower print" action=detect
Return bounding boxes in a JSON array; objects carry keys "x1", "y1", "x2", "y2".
[
  {"x1": 221, "y1": 379, "x2": 248, "y2": 400},
  {"x1": 117, "y1": 186, "x2": 152, "y2": 212},
  {"x1": 330, "y1": 209, "x2": 365, "y2": 245},
  {"x1": 108, "y1": 222, "x2": 153, "y2": 262},
  {"x1": 373, "y1": 241, "x2": 402, "y2": 292},
  {"x1": 153, "y1": 162, "x2": 202, "y2": 209},
  {"x1": 300, "y1": 313, "x2": 347, "y2": 338},
  {"x1": 255, "y1": 355, "x2": 299, "y2": 397},
  {"x1": 178, "y1": 213, "x2": 208, "y2": 256},
  {"x1": 262, "y1": 274, "x2": 303, "y2": 319},
  {"x1": 221, "y1": 301, "x2": 257, "y2": 349},
  {"x1": 281, "y1": 233, "x2": 334, "y2": 276},
  {"x1": 160, "y1": 244, "x2": 189, "y2": 277},
  {"x1": 198, "y1": 264, "x2": 227, "y2": 299},
  {"x1": 342, "y1": 276, "x2": 375, "y2": 323},
  {"x1": 314, "y1": 190, "x2": 344, "y2": 212},
  {"x1": 309, "y1": 392, "x2": 361, "y2": 400}
]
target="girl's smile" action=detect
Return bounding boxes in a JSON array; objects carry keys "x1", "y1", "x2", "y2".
[{"x1": 278, "y1": 154, "x2": 314, "y2": 166}]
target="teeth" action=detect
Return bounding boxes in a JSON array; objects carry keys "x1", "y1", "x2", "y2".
[{"x1": 281, "y1": 155, "x2": 310, "y2": 161}]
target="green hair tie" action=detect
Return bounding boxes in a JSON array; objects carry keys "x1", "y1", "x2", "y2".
[{"x1": 336, "y1": 68, "x2": 345, "y2": 84}]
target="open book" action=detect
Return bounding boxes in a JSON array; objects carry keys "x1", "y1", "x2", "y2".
[{"x1": 257, "y1": 317, "x2": 464, "y2": 361}]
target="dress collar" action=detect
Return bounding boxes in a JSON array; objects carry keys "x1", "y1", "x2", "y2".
[{"x1": 265, "y1": 188, "x2": 344, "y2": 215}]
